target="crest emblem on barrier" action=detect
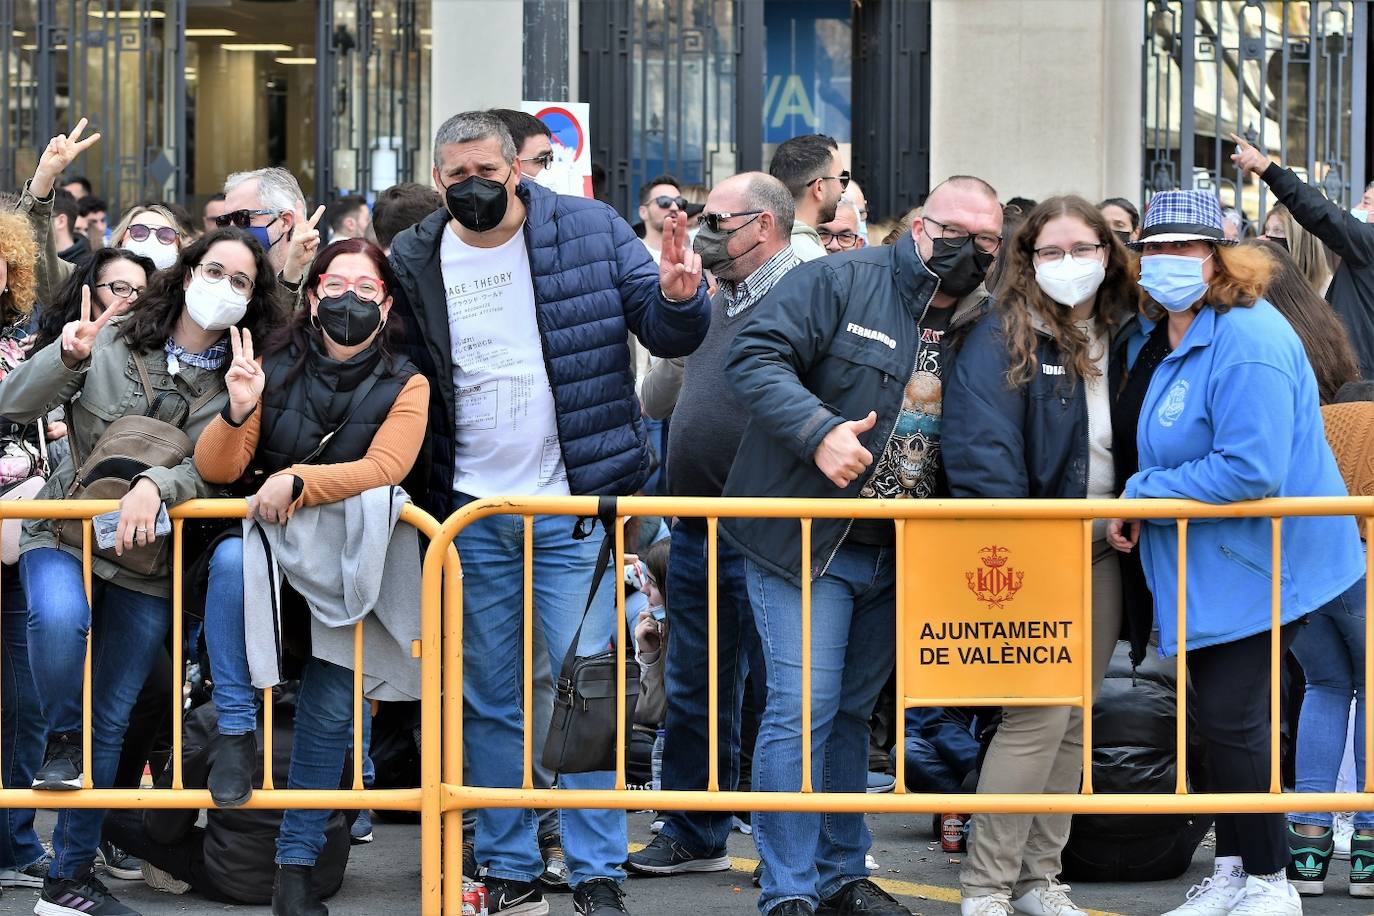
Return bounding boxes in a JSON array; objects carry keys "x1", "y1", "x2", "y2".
[{"x1": 965, "y1": 546, "x2": 1024, "y2": 608}]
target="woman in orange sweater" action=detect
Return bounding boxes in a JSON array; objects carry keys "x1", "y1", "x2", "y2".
[{"x1": 191, "y1": 238, "x2": 429, "y2": 915}]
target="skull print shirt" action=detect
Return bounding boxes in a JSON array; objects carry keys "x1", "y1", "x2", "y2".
[{"x1": 849, "y1": 306, "x2": 954, "y2": 544}]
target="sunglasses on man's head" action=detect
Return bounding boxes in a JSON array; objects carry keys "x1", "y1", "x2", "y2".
[{"x1": 212, "y1": 208, "x2": 276, "y2": 229}]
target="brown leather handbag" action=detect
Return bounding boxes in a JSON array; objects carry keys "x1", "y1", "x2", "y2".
[{"x1": 56, "y1": 352, "x2": 223, "y2": 576}]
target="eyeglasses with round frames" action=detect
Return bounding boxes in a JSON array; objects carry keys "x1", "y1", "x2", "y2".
[
  {"x1": 126, "y1": 224, "x2": 180, "y2": 246},
  {"x1": 95, "y1": 280, "x2": 144, "y2": 301},
  {"x1": 196, "y1": 261, "x2": 254, "y2": 297},
  {"x1": 317, "y1": 273, "x2": 387, "y2": 302}
]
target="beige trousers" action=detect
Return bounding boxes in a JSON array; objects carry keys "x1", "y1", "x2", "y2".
[{"x1": 959, "y1": 542, "x2": 1124, "y2": 898}]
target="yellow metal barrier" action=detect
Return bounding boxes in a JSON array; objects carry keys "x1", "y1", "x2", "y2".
[
  {"x1": 428, "y1": 494, "x2": 1374, "y2": 911},
  {"x1": 0, "y1": 498, "x2": 454, "y2": 916}
]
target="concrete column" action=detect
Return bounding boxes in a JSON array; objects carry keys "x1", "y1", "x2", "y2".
[
  {"x1": 929, "y1": 0, "x2": 1143, "y2": 205},
  {"x1": 429, "y1": 0, "x2": 524, "y2": 134}
]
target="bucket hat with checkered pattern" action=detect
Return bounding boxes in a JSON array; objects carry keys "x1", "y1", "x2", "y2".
[{"x1": 1127, "y1": 189, "x2": 1239, "y2": 250}]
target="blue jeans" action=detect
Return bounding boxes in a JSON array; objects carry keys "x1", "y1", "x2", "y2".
[
  {"x1": 455, "y1": 494, "x2": 625, "y2": 888},
  {"x1": 204, "y1": 536, "x2": 257, "y2": 735},
  {"x1": 1291, "y1": 575, "x2": 1373, "y2": 829},
  {"x1": 19, "y1": 547, "x2": 170, "y2": 878},
  {"x1": 1, "y1": 566, "x2": 45, "y2": 871},
  {"x1": 277, "y1": 657, "x2": 365, "y2": 865},
  {"x1": 659, "y1": 522, "x2": 765, "y2": 855},
  {"x1": 746, "y1": 545, "x2": 896, "y2": 914}
]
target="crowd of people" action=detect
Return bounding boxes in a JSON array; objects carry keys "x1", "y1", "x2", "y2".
[{"x1": 0, "y1": 107, "x2": 1370, "y2": 916}]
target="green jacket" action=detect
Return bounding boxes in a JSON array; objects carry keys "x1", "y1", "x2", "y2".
[
  {"x1": 16, "y1": 180, "x2": 74, "y2": 308},
  {"x1": 0, "y1": 321, "x2": 227, "y2": 596}
]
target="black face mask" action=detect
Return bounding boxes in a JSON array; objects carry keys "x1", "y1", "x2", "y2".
[
  {"x1": 923, "y1": 235, "x2": 995, "y2": 298},
  {"x1": 316, "y1": 291, "x2": 383, "y2": 347},
  {"x1": 1113, "y1": 229, "x2": 1134, "y2": 246},
  {"x1": 444, "y1": 171, "x2": 511, "y2": 233},
  {"x1": 1268, "y1": 236, "x2": 1289, "y2": 252},
  {"x1": 692, "y1": 219, "x2": 762, "y2": 280}
]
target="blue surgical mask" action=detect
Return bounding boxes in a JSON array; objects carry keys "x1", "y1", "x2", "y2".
[
  {"x1": 1139, "y1": 252, "x2": 1212, "y2": 313},
  {"x1": 246, "y1": 216, "x2": 281, "y2": 253}
]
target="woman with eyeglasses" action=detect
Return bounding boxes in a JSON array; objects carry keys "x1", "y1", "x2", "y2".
[
  {"x1": 1106, "y1": 190, "x2": 1363, "y2": 916},
  {"x1": 191, "y1": 238, "x2": 427, "y2": 914},
  {"x1": 109, "y1": 204, "x2": 187, "y2": 271},
  {"x1": 0, "y1": 226, "x2": 282, "y2": 916},
  {"x1": 943, "y1": 196, "x2": 1145, "y2": 916}
]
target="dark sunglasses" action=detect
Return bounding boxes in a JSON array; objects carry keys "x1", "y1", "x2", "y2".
[
  {"x1": 652, "y1": 195, "x2": 689, "y2": 210},
  {"x1": 126, "y1": 223, "x2": 179, "y2": 246},
  {"x1": 806, "y1": 170, "x2": 851, "y2": 192},
  {"x1": 702, "y1": 210, "x2": 763, "y2": 233},
  {"x1": 212, "y1": 208, "x2": 276, "y2": 229}
]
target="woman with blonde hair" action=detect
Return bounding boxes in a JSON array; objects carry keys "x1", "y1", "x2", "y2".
[
  {"x1": 1261, "y1": 204, "x2": 1332, "y2": 296},
  {"x1": 1109, "y1": 190, "x2": 1363, "y2": 916},
  {"x1": 107, "y1": 203, "x2": 189, "y2": 271},
  {"x1": 944, "y1": 196, "x2": 1145, "y2": 916},
  {"x1": 0, "y1": 210, "x2": 50, "y2": 895}
]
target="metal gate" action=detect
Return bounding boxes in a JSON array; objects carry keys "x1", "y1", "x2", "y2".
[
  {"x1": 315, "y1": 0, "x2": 431, "y2": 204},
  {"x1": 1143, "y1": 0, "x2": 1369, "y2": 224}
]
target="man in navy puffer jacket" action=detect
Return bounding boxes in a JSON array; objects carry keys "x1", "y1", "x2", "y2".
[{"x1": 389, "y1": 110, "x2": 710, "y2": 916}]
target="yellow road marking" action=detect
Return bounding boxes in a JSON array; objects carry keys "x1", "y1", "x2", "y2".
[{"x1": 629, "y1": 843, "x2": 1127, "y2": 915}]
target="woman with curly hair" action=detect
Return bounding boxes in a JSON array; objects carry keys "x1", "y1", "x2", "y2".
[
  {"x1": 942, "y1": 196, "x2": 1144, "y2": 916},
  {"x1": 0, "y1": 209, "x2": 52, "y2": 896},
  {"x1": 1108, "y1": 191, "x2": 1363, "y2": 916},
  {"x1": 0, "y1": 226, "x2": 284, "y2": 916}
]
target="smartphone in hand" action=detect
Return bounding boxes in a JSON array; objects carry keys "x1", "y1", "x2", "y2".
[{"x1": 93, "y1": 504, "x2": 171, "y2": 551}]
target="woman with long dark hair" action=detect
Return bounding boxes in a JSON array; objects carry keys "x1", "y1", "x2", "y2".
[
  {"x1": 33, "y1": 247, "x2": 156, "y2": 353},
  {"x1": 1109, "y1": 191, "x2": 1362, "y2": 916},
  {"x1": 192, "y1": 238, "x2": 428, "y2": 914},
  {"x1": 943, "y1": 196, "x2": 1144, "y2": 916},
  {"x1": 0, "y1": 226, "x2": 282, "y2": 916}
]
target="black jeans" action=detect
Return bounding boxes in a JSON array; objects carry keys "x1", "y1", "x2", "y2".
[{"x1": 1190, "y1": 623, "x2": 1299, "y2": 875}]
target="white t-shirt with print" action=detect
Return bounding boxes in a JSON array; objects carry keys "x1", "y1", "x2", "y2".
[{"x1": 441, "y1": 225, "x2": 569, "y2": 497}]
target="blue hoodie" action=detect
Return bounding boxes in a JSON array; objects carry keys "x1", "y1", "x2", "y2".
[{"x1": 1124, "y1": 298, "x2": 1363, "y2": 656}]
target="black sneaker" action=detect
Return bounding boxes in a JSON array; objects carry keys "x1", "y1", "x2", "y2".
[
  {"x1": 753, "y1": 862, "x2": 764, "y2": 887},
  {"x1": 1352, "y1": 832, "x2": 1374, "y2": 898},
  {"x1": 625, "y1": 835, "x2": 730, "y2": 876},
  {"x1": 573, "y1": 878, "x2": 629, "y2": 914},
  {"x1": 485, "y1": 875, "x2": 549, "y2": 915},
  {"x1": 35, "y1": 870, "x2": 139, "y2": 915},
  {"x1": 818, "y1": 878, "x2": 913, "y2": 914},
  {"x1": 1287, "y1": 824, "x2": 1334, "y2": 895},
  {"x1": 0, "y1": 851, "x2": 50, "y2": 887},
  {"x1": 32, "y1": 732, "x2": 82, "y2": 791},
  {"x1": 462, "y1": 840, "x2": 479, "y2": 881},
  {"x1": 770, "y1": 902, "x2": 816, "y2": 916},
  {"x1": 538, "y1": 840, "x2": 570, "y2": 891},
  {"x1": 97, "y1": 842, "x2": 142, "y2": 881}
]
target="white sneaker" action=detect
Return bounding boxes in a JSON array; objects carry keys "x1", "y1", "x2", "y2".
[
  {"x1": 1335, "y1": 813, "x2": 1354, "y2": 861},
  {"x1": 1228, "y1": 877, "x2": 1302, "y2": 916},
  {"x1": 962, "y1": 894, "x2": 1014, "y2": 916},
  {"x1": 1011, "y1": 879, "x2": 1087, "y2": 916},
  {"x1": 1161, "y1": 876, "x2": 1245, "y2": 916}
]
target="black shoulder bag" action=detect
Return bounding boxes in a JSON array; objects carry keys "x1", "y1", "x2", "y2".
[{"x1": 542, "y1": 496, "x2": 641, "y2": 775}]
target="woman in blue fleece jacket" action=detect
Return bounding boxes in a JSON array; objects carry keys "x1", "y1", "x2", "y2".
[{"x1": 1108, "y1": 191, "x2": 1363, "y2": 916}]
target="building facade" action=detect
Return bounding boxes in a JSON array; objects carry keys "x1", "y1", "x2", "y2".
[{"x1": 0, "y1": 0, "x2": 1365, "y2": 229}]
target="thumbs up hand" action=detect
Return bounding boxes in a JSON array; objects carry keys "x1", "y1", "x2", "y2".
[{"x1": 814, "y1": 411, "x2": 879, "y2": 489}]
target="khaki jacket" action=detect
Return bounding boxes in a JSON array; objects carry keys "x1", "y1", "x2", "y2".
[
  {"x1": 0, "y1": 321, "x2": 227, "y2": 596},
  {"x1": 16, "y1": 180, "x2": 75, "y2": 307}
]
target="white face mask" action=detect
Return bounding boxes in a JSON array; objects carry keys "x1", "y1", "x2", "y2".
[
  {"x1": 1034, "y1": 255, "x2": 1107, "y2": 307},
  {"x1": 184, "y1": 274, "x2": 248, "y2": 331},
  {"x1": 531, "y1": 168, "x2": 560, "y2": 190},
  {"x1": 123, "y1": 236, "x2": 178, "y2": 271},
  {"x1": 1353, "y1": 208, "x2": 1369, "y2": 223}
]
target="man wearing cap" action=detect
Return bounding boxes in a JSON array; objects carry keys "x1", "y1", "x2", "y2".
[
  {"x1": 1232, "y1": 133, "x2": 1374, "y2": 378},
  {"x1": 1109, "y1": 188, "x2": 1359, "y2": 916}
]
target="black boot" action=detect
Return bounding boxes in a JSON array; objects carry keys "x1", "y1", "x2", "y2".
[
  {"x1": 272, "y1": 864, "x2": 328, "y2": 916},
  {"x1": 208, "y1": 732, "x2": 257, "y2": 808}
]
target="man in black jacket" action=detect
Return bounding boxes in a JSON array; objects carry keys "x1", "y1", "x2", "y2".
[
  {"x1": 721, "y1": 175, "x2": 1002, "y2": 916},
  {"x1": 1232, "y1": 132, "x2": 1374, "y2": 377}
]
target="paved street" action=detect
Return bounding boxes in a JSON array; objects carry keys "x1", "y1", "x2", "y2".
[{"x1": 3, "y1": 810, "x2": 1373, "y2": 915}]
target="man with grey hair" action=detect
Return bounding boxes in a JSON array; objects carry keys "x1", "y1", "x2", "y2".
[
  {"x1": 719, "y1": 175, "x2": 1003, "y2": 916},
  {"x1": 817, "y1": 198, "x2": 867, "y2": 254},
  {"x1": 221, "y1": 167, "x2": 322, "y2": 289},
  {"x1": 626, "y1": 171, "x2": 797, "y2": 879},
  {"x1": 388, "y1": 109, "x2": 710, "y2": 916}
]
